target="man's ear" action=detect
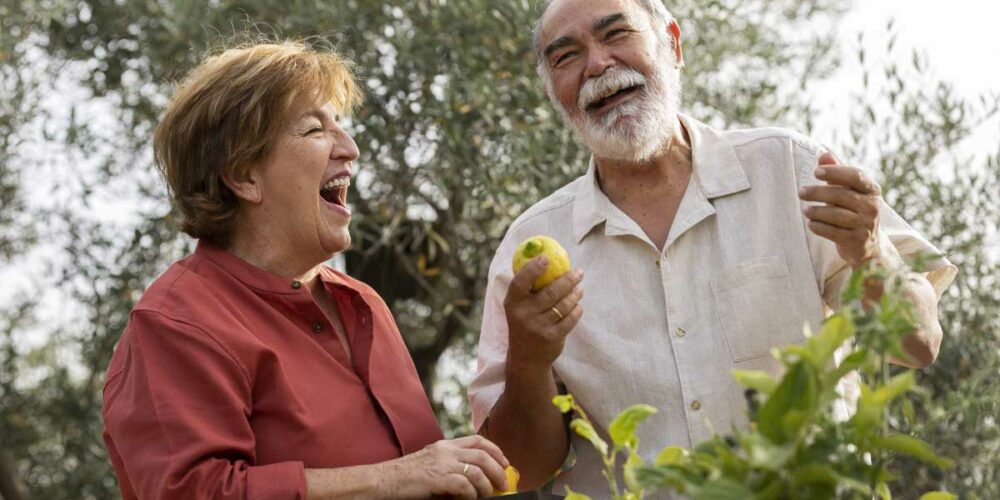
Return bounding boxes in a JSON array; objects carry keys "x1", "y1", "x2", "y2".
[
  {"x1": 221, "y1": 164, "x2": 264, "y2": 204},
  {"x1": 667, "y1": 19, "x2": 684, "y2": 68}
]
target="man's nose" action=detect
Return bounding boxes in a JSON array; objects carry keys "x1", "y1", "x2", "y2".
[{"x1": 583, "y1": 45, "x2": 616, "y2": 80}]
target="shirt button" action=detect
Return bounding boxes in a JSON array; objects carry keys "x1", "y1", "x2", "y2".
[
  {"x1": 312, "y1": 322, "x2": 324, "y2": 333},
  {"x1": 675, "y1": 327, "x2": 686, "y2": 338},
  {"x1": 291, "y1": 281, "x2": 302, "y2": 289},
  {"x1": 690, "y1": 400, "x2": 702, "y2": 411},
  {"x1": 655, "y1": 258, "x2": 661, "y2": 268}
]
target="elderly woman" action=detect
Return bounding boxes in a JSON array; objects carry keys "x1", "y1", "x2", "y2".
[{"x1": 101, "y1": 41, "x2": 509, "y2": 499}]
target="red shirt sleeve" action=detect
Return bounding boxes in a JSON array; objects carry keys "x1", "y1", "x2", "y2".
[{"x1": 102, "y1": 310, "x2": 307, "y2": 500}]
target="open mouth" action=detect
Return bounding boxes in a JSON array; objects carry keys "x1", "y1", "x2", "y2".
[
  {"x1": 586, "y1": 84, "x2": 644, "y2": 113},
  {"x1": 319, "y1": 176, "x2": 350, "y2": 210}
]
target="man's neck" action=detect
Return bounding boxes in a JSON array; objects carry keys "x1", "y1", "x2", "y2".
[
  {"x1": 593, "y1": 121, "x2": 693, "y2": 251},
  {"x1": 594, "y1": 121, "x2": 693, "y2": 203}
]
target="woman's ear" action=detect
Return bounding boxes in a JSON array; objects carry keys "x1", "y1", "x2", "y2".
[{"x1": 221, "y1": 164, "x2": 264, "y2": 204}]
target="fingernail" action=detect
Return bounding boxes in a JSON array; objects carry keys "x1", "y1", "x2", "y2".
[
  {"x1": 537, "y1": 256, "x2": 548, "y2": 266},
  {"x1": 815, "y1": 167, "x2": 827, "y2": 177},
  {"x1": 798, "y1": 187, "x2": 807, "y2": 197}
]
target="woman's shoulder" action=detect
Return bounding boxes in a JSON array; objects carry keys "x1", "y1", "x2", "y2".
[{"x1": 133, "y1": 253, "x2": 220, "y2": 314}]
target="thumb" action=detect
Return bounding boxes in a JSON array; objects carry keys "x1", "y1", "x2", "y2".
[
  {"x1": 818, "y1": 151, "x2": 841, "y2": 166},
  {"x1": 508, "y1": 257, "x2": 549, "y2": 299}
]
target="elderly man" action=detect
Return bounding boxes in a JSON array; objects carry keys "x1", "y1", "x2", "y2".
[{"x1": 469, "y1": 0, "x2": 956, "y2": 496}]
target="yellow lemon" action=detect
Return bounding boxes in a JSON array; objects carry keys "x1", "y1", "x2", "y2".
[
  {"x1": 491, "y1": 465, "x2": 520, "y2": 496},
  {"x1": 512, "y1": 235, "x2": 571, "y2": 292}
]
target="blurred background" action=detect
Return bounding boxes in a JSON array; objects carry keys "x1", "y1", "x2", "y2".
[{"x1": 1, "y1": 0, "x2": 997, "y2": 498}]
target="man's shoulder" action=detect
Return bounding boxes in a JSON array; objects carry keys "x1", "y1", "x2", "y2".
[
  {"x1": 507, "y1": 174, "x2": 586, "y2": 235},
  {"x1": 722, "y1": 125, "x2": 823, "y2": 156}
]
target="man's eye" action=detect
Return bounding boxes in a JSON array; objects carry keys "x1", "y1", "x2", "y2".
[
  {"x1": 606, "y1": 28, "x2": 630, "y2": 40},
  {"x1": 307, "y1": 127, "x2": 324, "y2": 135},
  {"x1": 554, "y1": 51, "x2": 577, "y2": 67}
]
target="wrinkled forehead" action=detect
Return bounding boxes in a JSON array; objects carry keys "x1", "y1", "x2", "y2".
[{"x1": 538, "y1": 0, "x2": 643, "y2": 49}]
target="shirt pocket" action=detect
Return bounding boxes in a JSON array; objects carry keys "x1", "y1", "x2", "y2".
[{"x1": 711, "y1": 255, "x2": 802, "y2": 362}]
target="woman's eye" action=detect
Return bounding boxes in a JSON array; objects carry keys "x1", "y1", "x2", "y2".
[{"x1": 307, "y1": 127, "x2": 324, "y2": 135}]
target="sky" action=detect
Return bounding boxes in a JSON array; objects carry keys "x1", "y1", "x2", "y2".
[{"x1": 811, "y1": 0, "x2": 1000, "y2": 161}]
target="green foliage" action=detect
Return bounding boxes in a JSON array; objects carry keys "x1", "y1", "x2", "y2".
[{"x1": 554, "y1": 267, "x2": 957, "y2": 499}]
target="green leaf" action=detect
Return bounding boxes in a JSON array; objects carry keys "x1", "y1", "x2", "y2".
[
  {"x1": 655, "y1": 446, "x2": 687, "y2": 466},
  {"x1": 693, "y1": 478, "x2": 752, "y2": 500},
  {"x1": 731, "y1": 369, "x2": 778, "y2": 395},
  {"x1": 791, "y1": 464, "x2": 838, "y2": 487},
  {"x1": 850, "y1": 383, "x2": 881, "y2": 434},
  {"x1": 564, "y1": 486, "x2": 594, "y2": 500},
  {"x1": 875, "y1": 434, "x2": 954, "y2": 469},
  {"x1": 808, "y1": 312, "x2": 855, "y2": 366},
  {"x1": 876, "y1": 481, "x2": 892, "y2": 500},
  {"x1": 623, "y1": 450, "x2": 645, "y2": 494},
  {"x1": 919, "y1": 492, "x2": 957, "y2": 500},
  {"x1": 756, "y1": 362, "x2": 818, "y2": 443},
  {"x1": 609, "y1": 404, "x2": 658, "y2": 448},
  {"x1": 552, "y1": 394, "x2": 575, "y2": 413},
  {"x1": 744, "y1": 434, "x2": 795, "y2": 469},
  {"x1": 570, "y1": 419, "x2": 609, "y2": 457},
  {"x1": 874, "y1": 371, "x2": 915, "y2": 405}
]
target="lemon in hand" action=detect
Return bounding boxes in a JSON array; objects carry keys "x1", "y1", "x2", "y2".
[
  {"x1": 491, "y1": 465, "x2": 520, "y2": 496},
  {"x1": 512, "y1": 235, "x2": 571, "y2": 291}
]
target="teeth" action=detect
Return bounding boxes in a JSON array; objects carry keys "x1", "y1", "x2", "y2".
[{"x1": 321, "y1": 177, "x2": 350, "y2": 191}]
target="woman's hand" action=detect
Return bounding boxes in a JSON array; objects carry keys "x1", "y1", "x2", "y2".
[{"x1": 376, "y1": 436, "x2": 510, "y2": 499}]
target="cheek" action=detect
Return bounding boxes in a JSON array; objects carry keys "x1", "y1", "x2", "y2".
[{"x1": 553, "y1": 75, "x2": 579, "y2": 109}]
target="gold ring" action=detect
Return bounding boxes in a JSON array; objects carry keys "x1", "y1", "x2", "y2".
[
  {"x1": 551, "y1": 306, "x2": 564, "y2": 320},
  {"x1": 462, "y1": 463, "x2": 470, "y2": 476}
]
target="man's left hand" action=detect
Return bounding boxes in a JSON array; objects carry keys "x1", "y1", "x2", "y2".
[{"x1": 799, "y1": 152, "x2": 882, "y2": 268}]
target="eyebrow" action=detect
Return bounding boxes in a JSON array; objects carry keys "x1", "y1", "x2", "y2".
[
  {"x1": 542, "y1": 12, "x2": 628, "y2": 60},
  {"x1": 543, "y1": 36, "x2": 574, "y2": 59},
  {"x1": 593, "y1": 13, "x2": 626, "y2": 32}
]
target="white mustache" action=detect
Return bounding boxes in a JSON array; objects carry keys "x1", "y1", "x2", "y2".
[{"x1": 577, "y1": 67, "x2": 647, "y2": 111}]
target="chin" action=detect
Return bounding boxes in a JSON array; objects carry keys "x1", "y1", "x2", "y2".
[{"x1": 321, "y1": 233, "x2": 351, "y2": 256}]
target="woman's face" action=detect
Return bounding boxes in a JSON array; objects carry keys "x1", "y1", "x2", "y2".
[{"x1": 253, "y1": 100, "x2": 360, "y2": 261}]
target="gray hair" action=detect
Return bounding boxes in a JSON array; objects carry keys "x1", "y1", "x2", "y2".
[{"x1": 531, "y1": 0, "x2": 674, "y2": 60}]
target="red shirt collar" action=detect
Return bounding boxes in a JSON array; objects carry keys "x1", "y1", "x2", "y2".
[{"x1": 195, "y1": 240, "x2": 348, "y2": 295}]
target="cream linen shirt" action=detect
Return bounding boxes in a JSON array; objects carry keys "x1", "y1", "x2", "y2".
[{"x1": 470, "y1": 114, "x2": 956, "y2": 498}]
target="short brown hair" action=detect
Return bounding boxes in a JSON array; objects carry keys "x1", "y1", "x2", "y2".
[{"x1": 154, "y1": 40, "x2": 362, "y2": 245}]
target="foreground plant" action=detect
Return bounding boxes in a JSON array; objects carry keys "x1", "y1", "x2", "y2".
[{"x1": 554, "y1": 267, "x2": 955, "y2": 499}]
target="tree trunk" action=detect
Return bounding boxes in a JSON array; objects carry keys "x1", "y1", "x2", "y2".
[{"x1": 0, "y1": 453, "x2": 27, "y2": 500}]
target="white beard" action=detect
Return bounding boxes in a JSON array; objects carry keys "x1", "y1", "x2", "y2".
[{"x1": 553, "y1": 38, "x2": 683, "y2": 163}]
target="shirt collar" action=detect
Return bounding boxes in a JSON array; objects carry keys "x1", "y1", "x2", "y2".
[
  {"x1": 571, "y1": 113, "x2": 750, "y2": 243},
  {"x1": 195, "y1": 240, "x2": 349, "y2": 295}
]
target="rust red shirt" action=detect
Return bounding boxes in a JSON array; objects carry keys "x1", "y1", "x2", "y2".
[{"x1": 102, "y1": 242, "x2": 444, "y2": 499}]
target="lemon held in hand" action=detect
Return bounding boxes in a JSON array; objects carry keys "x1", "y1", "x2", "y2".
[
  {"x1": 491, "y1": 465, "x2": 520, "y2": 496},
  {"x1": 511, "y1": 236, "x2": 571, "y2": 292}
]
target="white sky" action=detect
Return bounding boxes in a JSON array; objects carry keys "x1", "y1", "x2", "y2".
[
  {"x1": 854, "y1": 0, "x2": 999, "y2": 98},
  {"x1": 811, "y1": 0, "x2": 1000, "y2": 160}
]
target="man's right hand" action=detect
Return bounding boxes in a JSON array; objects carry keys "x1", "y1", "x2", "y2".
[{"x1": 503, "y1": 257, "x2": 584, "y2": 371}]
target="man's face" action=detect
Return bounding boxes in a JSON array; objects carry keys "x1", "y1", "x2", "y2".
[{"x1": 538, "y1": 0, "x2": 683, "y2": 162}]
